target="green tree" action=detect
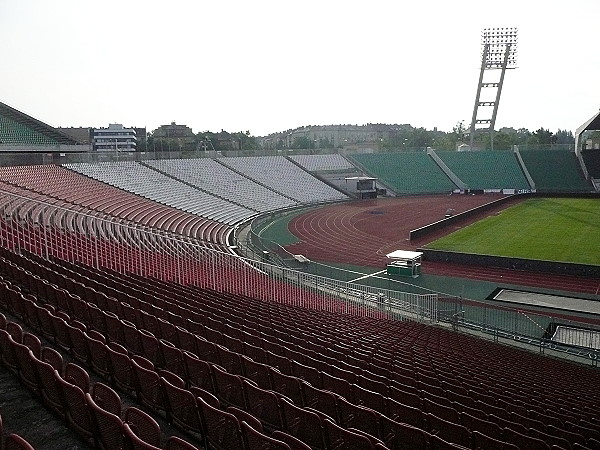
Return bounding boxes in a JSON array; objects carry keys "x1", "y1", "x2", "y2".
[
  {"x1": 532, "y1": 128, "x2": 555, "y2": 146},
  {"x1": 555, "y1": 129, "x2": 574, "y2": 145},
  {"x1": 318, "y1": 137, "x2": 334, "y2": 149},
  {"x1": 453, "y1": 121, "x2": 468, "y2": 142},
  {"x1": 234, "y1": 131, "x2": 259, "y2": 150},
  {"x1": 290, "y1": 136, "x2": 313, "y2": 149}
]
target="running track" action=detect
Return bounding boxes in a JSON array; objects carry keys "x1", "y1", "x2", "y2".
[{"x1": 286, "y1": 195, "x2": 600, "y2": 296}]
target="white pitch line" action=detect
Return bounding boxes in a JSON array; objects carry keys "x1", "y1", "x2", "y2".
[{"x1": 349, "y1": 270, "x2": 387, "y2": 283}]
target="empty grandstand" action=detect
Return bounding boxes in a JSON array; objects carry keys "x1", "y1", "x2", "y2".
[
  {"x1": 0, "y1": 119, "x2": 598, "y2": 449},
  {"x1": 145, "y1": 158, "x2": 298, "y2": 213},
  {"x1": 0, "y1": 101, "x2": 85, "y2": 152},
  {"x1": 218, "y1": 155, "x2": 349, "y2": 203},
  {"x1": 290, "y1": 154, "x2": 356, "y2": 172},
  {"x1": 348, "y1": 152, "x2": 458, "y2": 194},
  {"x1": 520, "y1": 149, "x2": 592, "y2": 192},
  {"x1": 64, "y1": 161, "x2": 258, "y2": 226},
  {"x1": 435, "y1": 150, "x2": 531, "y2": 192}
]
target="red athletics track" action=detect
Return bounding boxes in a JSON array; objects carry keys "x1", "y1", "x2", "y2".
[{"x1": 285, "y1": 195, "x2": 600, "y2": 296}]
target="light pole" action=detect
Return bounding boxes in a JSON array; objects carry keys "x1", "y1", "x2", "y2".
[{"x1": 469, "y1": 28, "x2": 518, "y2": 150}]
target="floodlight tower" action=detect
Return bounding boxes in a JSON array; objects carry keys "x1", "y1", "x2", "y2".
[{"x1": 468, "y1": 28, "x2": 518, "y2": 150}]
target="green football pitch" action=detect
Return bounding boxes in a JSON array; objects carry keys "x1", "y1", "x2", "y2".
[{"x1": 425, "y1": 197, "x2": 600, "y2": 266}]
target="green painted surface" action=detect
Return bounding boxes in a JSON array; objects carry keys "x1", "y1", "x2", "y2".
[{"x1": 253, "y1": 211, "x2": 303, "y2": 246}]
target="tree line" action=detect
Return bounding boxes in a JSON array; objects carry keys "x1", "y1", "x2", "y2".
[{"x1": 144, "y1": 123, "x2": 580, "y2": 153}]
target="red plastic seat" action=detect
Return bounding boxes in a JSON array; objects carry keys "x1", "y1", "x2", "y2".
[
  {"x1": 86, "y1": 331, "x2": 112, "y2": 378},
  {"x1": 57, "y1": 373, "x2": 96, "y2": 446},
  {"x1": 21, "y1": 332, "x2": 41, "y2": 356},
  {"x1": 34, "y1": 357, "x2": 66, "y2": 419},
  {"x1": 216, "y1": 344, "x2": 244, "y2": 375},
  {"x1": 4, "y1": 434, "x2": 35, "y2": 450},
  {"x1": 122, "y1": 319, "x2": 143, "y2": 354},
  {"x1": 242, "y1": 379, "x2": 285, "y2": 432},
  {"x1": 107, "y1": 342, "x2": 138, "y2": 396},
  {"x1": 90, "y1": 382, "x2": 122, "y2": 417},
  {"x1": 270, "y1": 431, "x2": 312, "y2": 450},
  {"x1": 164, "y1": 436, "x2": 203, "y2": 450},
  {"x1": 66, "y1": 321, "x2": 92, "y2": 364},
  {"x1": 291, "y1": 360, "x2": 322, "y2": 389},
  {"x1": 528, "y1": 428, "x2": 572, "y2": 450},
  {"x1": 379, "y1": 415, "x2": 430, "y2": 450},
  {"x1": 123, "y1": 422, "x2": 161, "y2": 450},
  {"x1": 427, "y1": 413, "x2": 471, "y2": 448},
  {"x1": 321, "y1": 372, "x2": 354, "y2": 403},
  {"x1": 161, "y1": 375, "x2": 204, "y2": 435},
  {"x1": 268, "y1": 368, "x2": 305, "y2": 407},
  {"x1": 301, "y1": 382, "x2": 341, "y2": 424},
  {"x1": 197, "y1": 396, "x2": 246, "y2": 450},
  {"x1": 64, "y1": 362, "x2": 90, "y2": 392},
  {"x1": 460, "y1": 411, "x2": 503, "y2": 441},
  {"x1": 176, "y1": 325, "x2": 197, "y2": 354},
  {"x1": 13, "y1": 342, "x2": 41, "y2": 393},
  {"x1": 280, "y1": 397, "x2": 327, "y2": 450},
  {"x1": 51, "y1": 313, "x2": 73, "y2": 351},
  {"x1": 353, "y1": 384, "x2": 386, "y2": 414},
  {"x1": 241, "y1": 356, "x2": 272, "y2": 390},
  {"x1": 40, "y1": 346, "x2": 63, "y2": 372},
  {"x1": 323, "y1": 418, "x2": 376, "y2": 449},
  {"x1": 503, "y1": 427, "x2": 551, "y2": 450},
  {"x1": 429, "y1": 434, "x2": 470, "y2": 450},
  {"x1": 194, "y1": 336, "x2": 220, "y2": 365},
  {"x1": 139, "y1": 329, "x2": 162, "y2": 366},
  {"x1": 243, "y1": 343, "x2": 268, "y2": 365},
  {"x1": 0, "y1": 329, "x2": 19, "y2": 372},
  {"x1": 212, "y1": 364, "x2": 247, "y2": 409},
  {"x1": 472, "y1": 431, "x2": 518, "y2": 450},
  {"x1": 183, "y1": 351, "x2": 217, "y2": 394},
  {"x1": 226, "y1": 405, "x2": 263, "y2": 434},
  {"x1": 86, "y1": 392, "x2": 126, "y2": 450},
  {"x1": 159, "y1": 339, "x2": 186, "y2": 377},
  {"x1": 124, "y1": 407, "x2": 161, "y2": 448},
  {"x1": 131, "y1": 356, "x2": 170, "y2": 416},
  {"x1": 241, "y1": 420, "x2": 291, "y2": 450},
  {"x1": 337, "y1": 397, "x2": 382, "y2": 440}
]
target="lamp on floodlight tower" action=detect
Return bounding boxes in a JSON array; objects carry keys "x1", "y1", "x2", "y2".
[{"x1": 468, "y1": 27, "x2": 518, "y2": 150}]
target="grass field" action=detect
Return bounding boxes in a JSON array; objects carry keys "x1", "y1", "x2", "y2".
[{"x1": 426, "y1": 197, "x2": 600, "y2": 265}]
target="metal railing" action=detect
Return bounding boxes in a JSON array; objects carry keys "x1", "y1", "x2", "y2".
[{"x1": 438, "y1": 295, "x2": 600, "y2": 365}]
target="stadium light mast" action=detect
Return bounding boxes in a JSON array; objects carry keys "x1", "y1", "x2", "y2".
[{"x1": 468, "y1": 28, "x2": 518, "y2": 150}]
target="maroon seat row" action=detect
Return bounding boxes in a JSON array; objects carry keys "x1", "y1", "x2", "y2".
[{"x1": 1, "y1": 246, "x2": 600, "y2": 450}]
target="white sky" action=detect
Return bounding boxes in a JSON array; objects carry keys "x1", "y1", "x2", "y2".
[{"x1": 0, "y1": 0, "x2": 598, "y2": 136}]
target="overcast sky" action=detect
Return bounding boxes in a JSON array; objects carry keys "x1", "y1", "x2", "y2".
[{"x1": 1, "y1": 0, "x2": 598, "y2": 136}]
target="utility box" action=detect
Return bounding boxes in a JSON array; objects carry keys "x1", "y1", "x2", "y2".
[{"x1": 385, "y1": 250, "x2": 423, "y2": 278}]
